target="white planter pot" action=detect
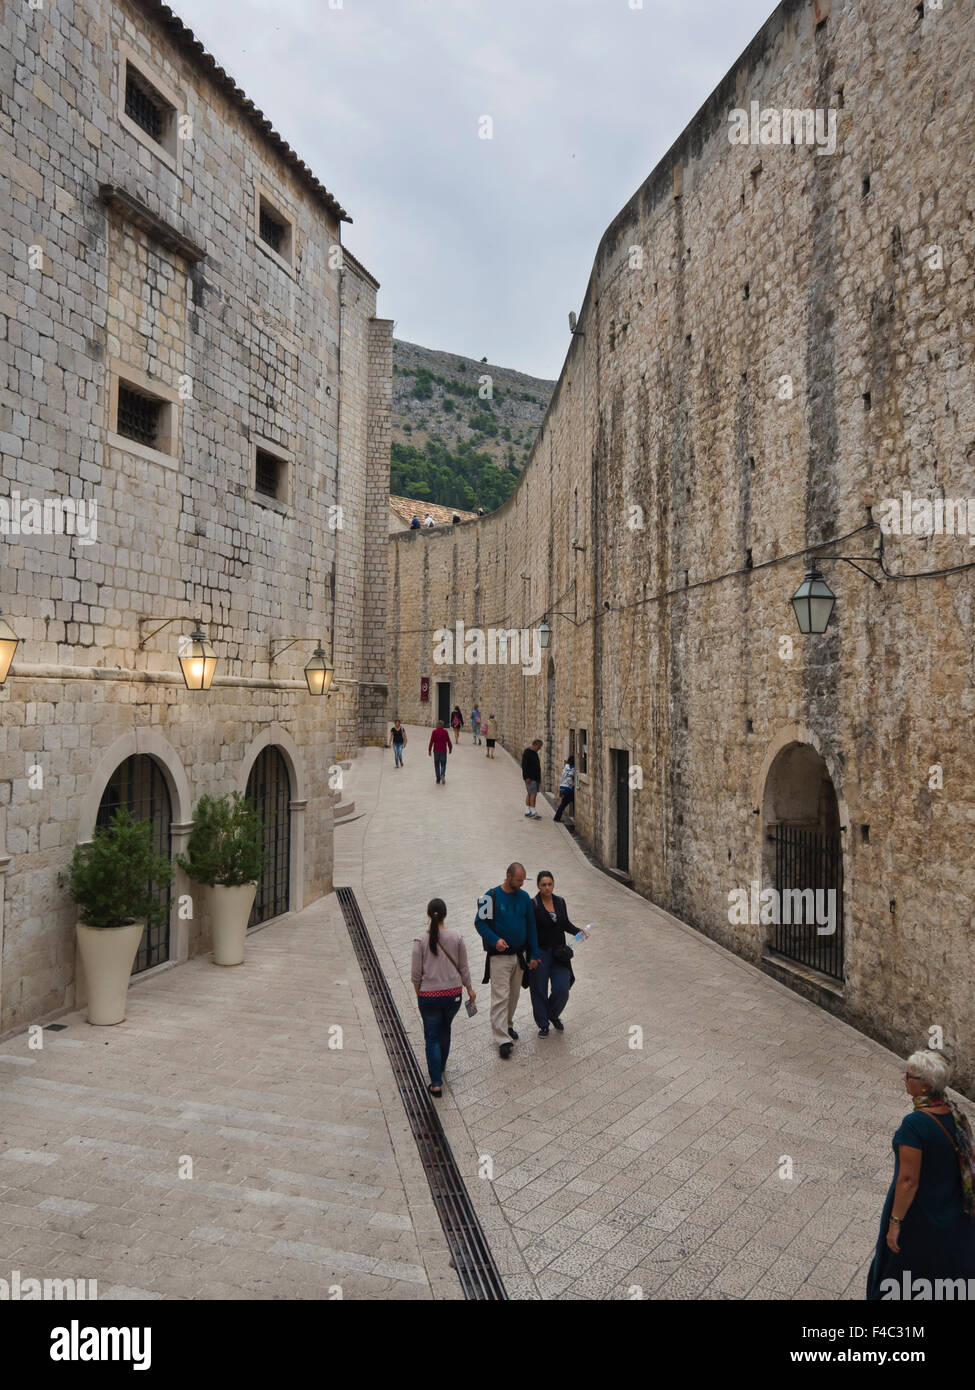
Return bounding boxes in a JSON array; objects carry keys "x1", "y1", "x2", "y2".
[
  {"x1": 210, "y1": 883, "x2": 257, "y2": 966},
  {"x1": 76, "y1": 921, "x2": 145, "y2": 1026}
]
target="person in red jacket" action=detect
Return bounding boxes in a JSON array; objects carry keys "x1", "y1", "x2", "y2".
[{"x1": 428, "y1": 721, "x2": 453, "y2": 784}]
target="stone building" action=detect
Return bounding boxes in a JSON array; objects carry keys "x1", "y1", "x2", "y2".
[
  {"x1": 0, "y1": 0, "x2": 389, "y2": 1032},
  {"x1": 388, "y1": 0, "x2": 975, "y2": 1090}
]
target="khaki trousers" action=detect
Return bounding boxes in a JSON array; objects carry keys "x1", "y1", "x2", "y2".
[{"x1": 489, "y1": 952, "x2": 523, "y2": 1044}]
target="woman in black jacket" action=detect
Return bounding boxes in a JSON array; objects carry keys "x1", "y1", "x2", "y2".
[{"x1": 530, "y1": 870, "x2": 589, "y2": 1036}]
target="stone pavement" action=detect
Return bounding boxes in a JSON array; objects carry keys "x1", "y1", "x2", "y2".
[
  {"x1": 336, "y1": 726, "x2": 974, "y2": 1301},
  {"x1": 0, "y1": 894, "x2": 458, "y2": 1301}
]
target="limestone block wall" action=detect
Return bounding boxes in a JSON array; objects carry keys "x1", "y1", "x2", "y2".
[
  {"x1": 0, "y1": 0, "x2": 386, "y2": 1030},
  {"x1": 388, "y1": 0, "x2": 975, "y2": 1091}
]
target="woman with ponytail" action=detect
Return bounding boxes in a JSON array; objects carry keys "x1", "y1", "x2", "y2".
[{"x1": 411, "y1": 898, "x2": 475, "y2": 1097}]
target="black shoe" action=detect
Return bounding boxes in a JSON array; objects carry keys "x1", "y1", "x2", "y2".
[
  {"x1": 499, "y1": 1043, "x2": 513, "y2": 1059},
  {"x1": 537, "y1": 1027, "x2": 550, "y2": 1037},
  {"x1": 507, "y1": 1027, "x2": 519, "y2": 1041},
  {"x1": 428, "y1": 1083, "x2": 442, "y2": 1097},
  {"x1": 551, "y1": 1018, "x2": 564, "y2": 1032}
]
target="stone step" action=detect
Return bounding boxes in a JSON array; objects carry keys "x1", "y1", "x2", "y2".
[{"x1": 334, "y1": 800, "x2": 356, "y2": 820}]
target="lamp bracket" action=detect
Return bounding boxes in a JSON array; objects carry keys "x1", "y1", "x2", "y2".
[
  {"x1": 268, "y1": 636, "x2": 329, "y2": 664},
  {"x1": 139, "y1": 615, "x2": 202, "y2": 649},
  {"x1": 815, "y1": 555, "x2": 883, "y2": 586}
]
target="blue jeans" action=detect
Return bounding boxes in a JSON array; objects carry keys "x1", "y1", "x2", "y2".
[
  {"x1": 433, "y1": 752, "x2": 447, "y2": 781},
  {"x1": 392, "y1": 741, "x2": 403, "y2": 766},
  {"x1": 473, "y1": 723, "x2": 481, "y2": 744},
  {"x1": 529, "y1": 946, "x2": 571, "y2": 1029},
  {"x1": 418, "y1": 995, "x2": 461, "y2": 1086}
]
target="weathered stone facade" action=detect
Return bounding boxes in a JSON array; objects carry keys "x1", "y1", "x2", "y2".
[
  {"x1": 388, "y1": 0, "x2": 975, "y2": 1091},
  {"x1": 0, "y1": 0, "x2": 389, "y2": 1031}
]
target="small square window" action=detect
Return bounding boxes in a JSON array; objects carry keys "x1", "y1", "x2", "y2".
[
  {"x1": 118, "y1": 49, "x2": 180, "y2": 169},
  {"x1": 255, "y1": 448, "x2": 285, "y2": 498},
  {"x1": 117, "y1": 382, "x2": 163, "y2": 449},
  {"x1": 255, "y1": 187, "x2": 294, "y2": 270}
]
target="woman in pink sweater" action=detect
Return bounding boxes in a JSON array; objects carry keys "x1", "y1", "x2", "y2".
[{"x1": 412, "y1": 899, "x2": 476, "y2": 1097}]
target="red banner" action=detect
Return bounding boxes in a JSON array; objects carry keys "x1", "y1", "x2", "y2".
[{"x1": 420, "y1": 676, "x2": 430, "y2": 703}]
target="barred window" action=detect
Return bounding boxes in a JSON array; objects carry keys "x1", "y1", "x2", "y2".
[
  {"x1": 124, "y1": 68, "x2": 166, "y2": 143},
  {"x1": 259, "y1": 203, "x2": 286, "y2": 253},
  {"x1": 117, "y1": 383, "x2": 162, "y2": 448},
  {"x1": 255, "y1": 448, "x2": 285, "y2": 499}
]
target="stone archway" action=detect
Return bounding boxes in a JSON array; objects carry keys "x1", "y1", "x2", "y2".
[
  {"x1": 761, "y1": 739, "x2": 845, "y2": 981},
  {"x1": 239, "y1": 726, "x2": 307, "y2": 920}
]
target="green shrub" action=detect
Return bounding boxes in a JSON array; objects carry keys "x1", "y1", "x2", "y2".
[
  {"x1": 177, "y1": 793, "x2": 267, "y2": 888},
  {"x1": 62, "y1": 808, "x2": 173, "y2": 928}
]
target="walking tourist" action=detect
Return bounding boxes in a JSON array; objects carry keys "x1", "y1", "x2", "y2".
[
  {"x1": 388, "y1": 718, "x2": 407, "y2": 768},
  {"x1": 866, "y1": 1049, "x2": 975, "y2": 1300},
  {"x1": 474, "y1": 862, "x2": 539, "y2": 1059},
  {"x1": 428, "y1": 720, "x2": 453, "y2": 784},
  {"x1": 521, "y1": 738, "x2": 544, "y2": 817},
  {"x1": 530, "y1": 871, "x2": 589, "y2": 1036},
  {"x1": 450, "y1": 705, "x2": 464, "y2": 744},
  {"x1": 483, "y1": 714, "x2": 498, "y2": 758},
  {"x1": 412, "y1": 898, "x2": 475, "y2": 1098},
  {"x1": 471, "y1": 704, "x2": 482, "y2": 745},
  {"x1": 553, "y1": 755, "x2": 576, "y2": 823}
]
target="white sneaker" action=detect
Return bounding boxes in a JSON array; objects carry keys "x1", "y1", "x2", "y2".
[
  {"x1": 531, "y1": 810, "x2": 541, "y2": 818},
  {"x1": 524, "y1": 809, "x2": 532, "y2": 816}
]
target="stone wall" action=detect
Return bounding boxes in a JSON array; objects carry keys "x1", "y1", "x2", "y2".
[
  {"x1": 0, "y1": 0, "x2": 387, "y2": 1030},
  {"x1": 388, "y1": 0, "x2": 975, "y2": 1091}
]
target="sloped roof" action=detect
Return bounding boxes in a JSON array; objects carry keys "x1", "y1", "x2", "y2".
[
  {"x1": 136, "y1": 0, "x2": 351, "y2": 222},
  {"x1": 389, "y1": 495, "x2": 478, "y2": 527}
]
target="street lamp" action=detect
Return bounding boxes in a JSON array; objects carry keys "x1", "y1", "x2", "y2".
[
  {"x1": 538, "y1": 620, "x2": 552, "y2": 649},
  {"x1": 178, "y1": 624, "x2": 218, "y2": 690},
  {"x1": 303, "y1": 644, "x2": 334, "y2": 697},
  {"x1": 0, "y1": 609, "x2": 19, "y2": 684},
  {"x1": 790, "y1": 567, "x2": 836, "y2": 635}
]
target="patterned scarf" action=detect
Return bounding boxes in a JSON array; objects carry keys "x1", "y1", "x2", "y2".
[{"x1": 914, "y1": 1095, "x2": 975, "y2": 1218}]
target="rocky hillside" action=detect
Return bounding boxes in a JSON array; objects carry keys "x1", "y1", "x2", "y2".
[{"x1": 391, "y1": 339, "x2": 555, "y2": 511}]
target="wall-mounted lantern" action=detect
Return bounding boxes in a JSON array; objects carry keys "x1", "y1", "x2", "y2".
[
  {"x1": 0, "y1": 609, "x2": 19, "y2": 684},
  {"x1": 790, "y1": 568, "x2": 837, "y2": 635},
  {"x1": 538, "y1": 621, "x2": 552, "y2": 649},
  {"x1": 269, "y1": 636, "x2": 334, "y2": 696},
  {"x1": 139, "y1": 616, "x2": 219, "y2": 690}
]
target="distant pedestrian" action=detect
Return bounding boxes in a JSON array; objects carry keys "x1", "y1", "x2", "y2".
[
  {"x1": 452, "y1": 514, "x2": 460, "y2": 524},
  {"x1": 474, "y1": 862, "x2": 539, "y2": 1059},
  {"x1": 427, "y1": 720, "x2": 452, "y2": 784},
  {"x1": 530, "y1": 871, "x2": 589, "y2": 1036},
  {"x1": 867, "y1": 1050, "x2": 975, "y2": 1300},
  {"x1": 450, "y1": 705, "x2": 464, "y2": 744},
  {"x1": 412, "y1": 898, "x2": 475, "y2": 1097},
  {"x1": 410, "y1": 515, "x2": 421, "y2": 529},
  {"x1": 521, "y1": 738, "x2": 544, "y2": 818},
  {"x1": 471, "y1": 704, "x2": 482, "y2": 745},
  {"x1": 483, "y1": 714, "x2": 498, "y2": 758},
  {"x1": 553, "y1": 756, "x2": 575, "y2": 822},
  {"x1": 423, "y1": 513, "x2": 435, "y2": 527},
  {"x1": 388, "y1": 718, "x2": 407, "y2": 768}
]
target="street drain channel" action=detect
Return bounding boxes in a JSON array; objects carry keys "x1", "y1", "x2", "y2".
[{"x1": 336, "y1": 886, "x2": 508, "y2": 1301}]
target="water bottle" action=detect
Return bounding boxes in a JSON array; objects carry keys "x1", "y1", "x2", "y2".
[{"x1": 574, "y1": 923, "x2": 594, "y2": 943}]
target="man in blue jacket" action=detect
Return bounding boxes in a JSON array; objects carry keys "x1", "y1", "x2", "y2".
[{"x1": 474, "y1": 862, "x2": 539, "y2": 1058}]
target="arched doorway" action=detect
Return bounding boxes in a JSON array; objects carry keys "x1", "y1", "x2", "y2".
[
  {"x1": 95, "y1": 754, "x2": 172, "y2": 974},
  {"x1": 246, "y1": 746, "x2": 291, "y2": 926},
  {"x1": 762, "y1": 742, "x2": 844, "y2": 980}
]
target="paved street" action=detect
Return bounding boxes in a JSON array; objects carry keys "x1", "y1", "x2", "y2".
[
  {"x1": 0, "y1": 895, "x2": 455, "y2": 1300},
  {"x1": 337, "y1": 727, "x2": 972, "y2": 1301},
  {"x1": 0, "y1": 728, "x2": 966, "y2": 1301}
]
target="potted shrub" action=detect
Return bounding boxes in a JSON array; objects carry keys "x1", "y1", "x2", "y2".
[
  {"x1": 178, "y1": 793, "x2": 267, "y2": 966},
  {"x1": 62, "y1": 808, "x2": 174, "y2": 1025}
]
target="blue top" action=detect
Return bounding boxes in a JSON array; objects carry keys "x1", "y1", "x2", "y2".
[
  {"x1": 866, "y1": 1109, "x2": 975, "y2": 1299},
  {"x1": 474, "y1": 885, "x2": 538, "y2": 957}
]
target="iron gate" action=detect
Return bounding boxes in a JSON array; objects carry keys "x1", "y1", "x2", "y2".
[
  {"x1": 767, "y1": 824, "x2": 844, "y2": 980},
  {"x1": 246, "y1": 746, "x2": 291, "y2": 926},
  {"x1": 96, "y1": 754, "x2": 172, "y2": 973}
]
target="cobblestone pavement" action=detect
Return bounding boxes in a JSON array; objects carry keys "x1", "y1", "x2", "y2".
[
  {"x1": 335, "y1": 728, "x2": 973, "y2": 1301},
  {"x1": 0, "y1": 894, "x2": 458, "y2": 1301}
]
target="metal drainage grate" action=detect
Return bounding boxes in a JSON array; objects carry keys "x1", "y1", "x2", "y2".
[{"x1": 336, "y1": 886, "x2": 507, "y2": 1301}]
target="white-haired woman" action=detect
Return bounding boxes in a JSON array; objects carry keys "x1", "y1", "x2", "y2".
[{"x1": 866, "y1": 1049, "x2": 975, "y2": 1300}]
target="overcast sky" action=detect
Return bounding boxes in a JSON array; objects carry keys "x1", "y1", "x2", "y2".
[{"x1": 175, "y1": 0, "x2": 777, "y2": 379}]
